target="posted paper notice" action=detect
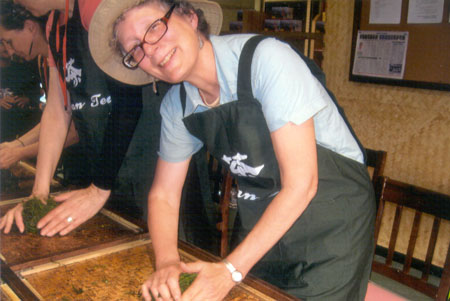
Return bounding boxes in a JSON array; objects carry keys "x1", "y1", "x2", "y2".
[
  {"x1": 369, "y1": 0, "x2": 402, "y2": 24},
  {"x1": 407, "y1": 0, "x2": 444, "y2": 24},
  {"x1": 352, "y1": 31, "x2": 409, "y2": 79}
]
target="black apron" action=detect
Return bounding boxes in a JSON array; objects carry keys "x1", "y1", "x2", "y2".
[
  {"x1": 48, "y1": 1, "x2": 111, "y2": 181},
  {"x1": 181, "y1": 36, "x2": 376, "y2": 300}
]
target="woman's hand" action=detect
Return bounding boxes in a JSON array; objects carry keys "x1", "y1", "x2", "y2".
[
  {"x1": 141, "y1": 261, "x2": 183, "y2": 301},
  {"x1": 36, "y1": 184, "x2": 110, "y2": 236},
  {"x1": 180, "y1": 261, "x2": 235, "y2": 301}
]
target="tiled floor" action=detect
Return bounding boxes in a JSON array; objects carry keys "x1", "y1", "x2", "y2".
[
  {"x1": 369, "y1": 254, "x2": 442, "y2": 300},
  {"x1": 370, "y1": 272, "x2": 434, "y2": 300}
]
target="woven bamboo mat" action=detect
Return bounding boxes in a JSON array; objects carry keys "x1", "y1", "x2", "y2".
[{"x1": 21, "y1": 239, "x2": 278, "y2": 301}]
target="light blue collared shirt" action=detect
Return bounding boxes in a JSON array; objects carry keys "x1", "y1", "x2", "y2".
[{"x1": 158, "y1": 34, "x2": 363, "y2": 164}]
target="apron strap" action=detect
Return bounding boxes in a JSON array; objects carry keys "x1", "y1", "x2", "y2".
[
  {"x1": 180, "y1": 83, "x2": 187, "y2": 116},
  {"x1": 236, "y1": 35, "x2": 367, "y2": 163},
  {"x1": 237, "y1": 35, "x2": 267, "y2": 100}
]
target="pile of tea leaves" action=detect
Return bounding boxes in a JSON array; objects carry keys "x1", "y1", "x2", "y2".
[
  {"x1": 151, "y1": 273, "x2": 197, "y2": 300},
  {"x1": 22, "y1": 197, "x2": 59, "y2": 234}
]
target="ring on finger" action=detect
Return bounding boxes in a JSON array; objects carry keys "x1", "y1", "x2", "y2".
[{"x1": 67, "y1": 216, "x2": 73, "y2": 223}]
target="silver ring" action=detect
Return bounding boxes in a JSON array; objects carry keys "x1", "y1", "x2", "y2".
[{"x1": 67, "y1": 216, "x2": 73, "y2": 223}]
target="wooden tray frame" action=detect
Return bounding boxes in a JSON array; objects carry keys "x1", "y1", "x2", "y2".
[
  {"x1": 1, "y1": 196, "x2": 146, "y2": 272},
  {"x1": 2, "y1": 236, "x2": 299, "y2": 300}
]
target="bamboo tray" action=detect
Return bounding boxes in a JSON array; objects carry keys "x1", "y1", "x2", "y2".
[
  {"x1": 1, "y1": 283, "x2": 20, "y2": 301},
  {"x1": 12, "y1": 237, "x2": 297, "y2": 300},
  {"x1": 1, "y1": 197, "x2": 144, "y2": 271}
]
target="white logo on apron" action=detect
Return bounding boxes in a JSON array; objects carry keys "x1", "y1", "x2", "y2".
[
  {"x1": 65, "y1": 58, "x2": 82, "y2": 87},
  {"x1": 222, "y1": 153, "x2": 264, "y2": 177}
]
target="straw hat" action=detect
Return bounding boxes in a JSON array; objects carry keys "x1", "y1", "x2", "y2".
[{"x1": 89, "y1": 0, "x2": 223, "y2": 86}]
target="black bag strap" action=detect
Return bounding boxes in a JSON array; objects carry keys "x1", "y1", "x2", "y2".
[
  {"x1": 180, "y1": 83, "x2": 187, "y2": 116},
  {"x1": 236, "y1": 35, "x2": 367, "y2": 163}
]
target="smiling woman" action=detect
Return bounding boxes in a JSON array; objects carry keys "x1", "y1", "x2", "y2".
[
  {"x1": 89, "y1": 0, "x2": 376, "y2": 300},
  {"x1": 89, "y1": 0, "x2": 222, "y2": 86}
]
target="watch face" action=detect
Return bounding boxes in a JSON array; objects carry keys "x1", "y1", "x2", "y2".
[{"x1": 232, "y1": 271, "x2": 243, "y2": 282}]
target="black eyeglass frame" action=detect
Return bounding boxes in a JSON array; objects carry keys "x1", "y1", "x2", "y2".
[{"x1": 122, "y1": 3, "x2": 177, "y2": 69}]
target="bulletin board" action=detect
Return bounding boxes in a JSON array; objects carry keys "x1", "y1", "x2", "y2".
[{"x1": 350, "y1": 0, "x2": 450, "y2": 91}]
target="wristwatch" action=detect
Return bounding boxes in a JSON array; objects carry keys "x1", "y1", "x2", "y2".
[{"x1": 222, "y1": 259, "x2": 243, "y2": 283}]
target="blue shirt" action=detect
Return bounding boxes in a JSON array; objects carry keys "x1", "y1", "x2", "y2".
[{"x1": 159, "y1": 34, "x2": 364, "y2": 164}]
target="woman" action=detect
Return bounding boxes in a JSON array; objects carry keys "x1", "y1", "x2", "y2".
[
  {"x1": 89, "y1": 0, "x2": 376, "y2": 300},
  {"x1": 0, "y1": 1, "x2": 79, "y2": 170}
]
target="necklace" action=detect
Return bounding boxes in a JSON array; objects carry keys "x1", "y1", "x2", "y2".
[{"x1": 198, "y1": 89, "x2": 220, "y2": 107}]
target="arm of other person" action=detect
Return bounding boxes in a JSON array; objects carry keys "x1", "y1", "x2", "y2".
[
  {"x1": 37, "y1": 80, "x2": 143, "y2": 237},
  {"x1": 0, "y1": 66, "x2": 72, "y2": 233},
  {"x1": 34, "y1": 9, "x2": 142, "y2": 236},
  {"x1": 0, "y1": 120, "x2": 79, "y2": 169},
  {"x1": 91, "y1": 78, "x2": 143, "y2": 190}
]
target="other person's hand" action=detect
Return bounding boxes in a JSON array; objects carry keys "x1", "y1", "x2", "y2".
[
  {"x1": 0, "y1": 144, "x2": 22, "y2": 169},
  {"x1": 0, "y1": 95, "x2": 16, "y2": 109},
  {"x1": 14, "y1": 96, "x2": 30, "y2": 108},
  {"x1": 0, "y1": 193, "x2": 47, "y2": 233},
  {"x1": 37, "y1": 184, "x2": 110, "y2": 236}
]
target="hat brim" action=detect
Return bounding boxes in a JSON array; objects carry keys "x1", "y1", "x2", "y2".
[{"x1": 89, "y1": 0, "x2": 223, "y2": 86}]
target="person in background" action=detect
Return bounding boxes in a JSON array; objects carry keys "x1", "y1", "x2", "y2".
[
  {"x1": 89, "y1": 0, "x2": 376, "y2": 300},
  {"x1": 0, "y1": 2, "x2": 80, "y2": 176},
  {"x1": 0, "y1": 0, "x2": 170, "y2": 235},
  {"x1": 0, "y1": 43, "x2": 41, "y2": 143}
]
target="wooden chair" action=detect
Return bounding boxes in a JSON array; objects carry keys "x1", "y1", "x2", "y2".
[
  {"x1": 217, "y1": 170, "x2": 233, "y2": 258},
  {"x1": 365, "y1": 148, "x2": 387, "y2": 187},
  {"x1": 206, "y1": 152, "x2": 234, "y2": 258},
  {"x1": 372, "y1": 176, "x2": 450, "y2": 300}
]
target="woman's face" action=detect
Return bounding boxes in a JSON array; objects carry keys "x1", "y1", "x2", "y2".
[
  {"x1": 13, "y1": 0, "x2": 61, "y2": 17},
  {"x1": 0, "y1": 21, "x2": 37, "y2": 61},
  {"x1": 115, "y1": 2, "x2": 200, "y2": 84}
]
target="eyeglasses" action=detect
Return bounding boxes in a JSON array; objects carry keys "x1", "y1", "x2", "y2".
[{"x1": 122, "y1": 4, "x2": 176, "y2": 69}]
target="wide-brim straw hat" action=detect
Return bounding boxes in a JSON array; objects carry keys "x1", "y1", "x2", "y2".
[{"x1": 89, "y1": 0, "x2": 223, "y2": 86}]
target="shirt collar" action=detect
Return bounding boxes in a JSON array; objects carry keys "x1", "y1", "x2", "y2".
[{"x1": 183, "y1": 35, "x2": 238, "y2": 115}]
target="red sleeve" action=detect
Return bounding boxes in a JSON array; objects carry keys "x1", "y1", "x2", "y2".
[
  {"x1": 78, "y1": 0, "x2": 102, "y2": 30},
  {"x1": 46, "y1": 0, "x2": 102, "y2": 66}
]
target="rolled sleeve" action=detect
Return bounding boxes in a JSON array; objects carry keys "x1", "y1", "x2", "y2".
[
  {"x1": 251, "y1": 38, "x2": 327, "y2": 132},
  {"x1": 158, "y1": 86, "x2": 203, "y2": 162}
]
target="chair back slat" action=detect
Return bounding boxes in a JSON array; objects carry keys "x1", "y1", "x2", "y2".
[
  {"x1": 372, "y1": 176, "x2": 450, "y2": 300},
  {"x1": 386, "y1": 205, "x2": 403, "y2": 266},
  {"x1": 219, "y1": 171, "x2": 233, "y2": 258},
  {"x1": 373, "y1": 176, "x2": 386, "y2": 248},
  {"x1": 422, "y1": 218, "x2": 441, "y2": 282},
  {"x1": 365, "y1": 148, "x2": 387, "y2": 187},
  {"x1": 403, "y1": 211, "x2": 421, "y2": 274},
  {"x1": 437, "y1": 243, "x2": 450, "y2": 300}
]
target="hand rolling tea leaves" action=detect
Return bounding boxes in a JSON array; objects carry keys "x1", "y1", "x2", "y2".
[
  {"x1": 22, "y1": 197, "x2": 59, "y2": 234},
  {"x1": 151, "y1": 273, "x2": 197, "y2": 300}
]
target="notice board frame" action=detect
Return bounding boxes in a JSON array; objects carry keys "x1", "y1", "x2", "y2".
[{"x1": 350, "y1": 0, "x2": 450, "y2": 91}]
